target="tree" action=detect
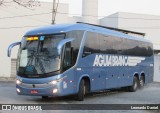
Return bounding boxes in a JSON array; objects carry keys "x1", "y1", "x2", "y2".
[{"x1": 0, "y1": 0, "x2": 40, "y2": 8}]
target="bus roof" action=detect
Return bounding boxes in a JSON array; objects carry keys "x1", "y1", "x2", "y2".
[{"x1": 24, "y1": 23, "x2": 151, "y2": 43}]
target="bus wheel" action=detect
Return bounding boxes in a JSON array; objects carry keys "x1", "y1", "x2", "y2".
[
  {"x1": 139, "y1": 76, "x2": 145, "y2": 88},
  {"x1": 77, "y1": 79, "x2": 85, "y2": 101},
  {"x1": 128, "y1": 76, "x2": 138, "y2": 92},
  {"x1": 42, "y1": 96, "x2": 48, "y2": 99}
]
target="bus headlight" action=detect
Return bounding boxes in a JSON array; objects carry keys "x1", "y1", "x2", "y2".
[
  {"x1": 49, "y1": 76, "x2": 67, "y2": 85},
  {"x1": 53, "y1": 88, "x2": 58, "y2": 93},
  {"x1": 16, "y1": 88, "x2": 21, "y2": 93},
  {"x1": 16, "y1": 79, "x2": 22, "y2": 85},
  {"x1": 50, "y1": 80, "x2": 57, "y2": 85}
]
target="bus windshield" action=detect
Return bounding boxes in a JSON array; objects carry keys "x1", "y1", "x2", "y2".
[{"x1": 17, "y1": 34, "x2": 64, "y2": 75}]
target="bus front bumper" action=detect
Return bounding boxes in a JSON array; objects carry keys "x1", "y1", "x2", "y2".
[{"x1": 16, "y1": 83, "x2": 62, "y2": 97}]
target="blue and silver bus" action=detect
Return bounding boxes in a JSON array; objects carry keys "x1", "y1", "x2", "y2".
[{"x1": 8, "y1": 22, "x2": 154, "y2": 101}]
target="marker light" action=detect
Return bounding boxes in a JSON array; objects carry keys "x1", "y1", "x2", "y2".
[
  {"x1": 53, "y1": 88, "x2": 58, "y2": 93},
  {"x1": 26, "y1": 37, "x2": 38, "y2": 41},
  {"x1": 16, "y1": 79, "x2": 21, "y2": 85},
  {"x1": 16, "y1": 88, "x2": 21, "y2": 93}
]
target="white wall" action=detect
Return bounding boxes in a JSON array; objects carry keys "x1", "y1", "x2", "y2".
[
  {"x1": 100, "y1": 13, "x2": 119, "y2": 28},
  {"x1": 82, "y1": 0, "x2": 99, "y2": 24}
]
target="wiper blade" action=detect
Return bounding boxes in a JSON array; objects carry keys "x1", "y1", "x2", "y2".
[
  {"x1": 26, "y1": 49, "x2": 46, "y2": 74},
  {"x1": 36, "y1": 57, "x2": 46, "y2": 74}
]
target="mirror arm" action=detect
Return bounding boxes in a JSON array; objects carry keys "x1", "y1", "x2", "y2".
[
  {"x1": 8, "y1": 42, "x2": 21, "y2": 57},
  {"x1": 57, "y1": 38, "x2": 74, "y2": 54}
]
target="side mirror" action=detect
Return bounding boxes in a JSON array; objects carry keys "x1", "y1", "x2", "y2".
[
  {"x1": 7, "y1": 42, "x2": 21, "y2": 57},
  {"x1": 57, "y1": 38, "x2": 74, "y2": 55}
]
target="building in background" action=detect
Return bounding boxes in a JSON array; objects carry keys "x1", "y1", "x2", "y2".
[{"x1": 0, "y1": 0, "x2": 160, "y2": 81}]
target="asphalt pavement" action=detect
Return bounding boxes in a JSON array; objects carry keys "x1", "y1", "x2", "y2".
[{"x1": 0, "y1": 81, "x2": 159, "y2": 113}]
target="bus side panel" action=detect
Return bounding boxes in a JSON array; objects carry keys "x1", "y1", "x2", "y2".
[
  {"x1": 105, "y1": 66, "x2": 136, "y2": 89},
  {"x1": 59, "y1": 69, "x2": 76, "y2": 96},
  {"x1": 75, "y1": 67, "x2": 106, "y2": 92},
  {"x1": 76, "y1": 55, "x2": 106, "y2": 92},
  {"x1": 78, "y1": 55, "x2": 154, "y2": 90},
  {"x1": 141, "y1": 56, "x2": 154, "y2": 84}
]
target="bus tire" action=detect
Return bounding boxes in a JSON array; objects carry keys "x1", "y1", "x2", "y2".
[
  {"x1": 139, "y1": 76, "x2": 145, "y2": 88},
  {"x1": 77, "y1": 79, "x2": 85, "y2": 101},
  {"x1": 128, "y1": 76, "x2": 138, "y2": 92}
]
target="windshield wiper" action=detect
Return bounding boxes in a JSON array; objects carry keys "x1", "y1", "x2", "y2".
[{"x1": 27, "y1": 49, "x2": 46, "y2": 74}]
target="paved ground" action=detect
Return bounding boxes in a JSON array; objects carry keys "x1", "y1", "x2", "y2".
[{"x1": 0, "y1": 81, "x2": 160, "y2": 113}]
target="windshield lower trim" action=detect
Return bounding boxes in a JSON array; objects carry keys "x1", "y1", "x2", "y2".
[{"x1": 17, "y1": 69, "x2": 61, "y2": 78}]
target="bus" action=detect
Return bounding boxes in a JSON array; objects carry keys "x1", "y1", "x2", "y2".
[{"x1": 8, "y1": 22, "x2": 154, "y2": 101}]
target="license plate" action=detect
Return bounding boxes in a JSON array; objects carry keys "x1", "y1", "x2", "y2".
[{"x1": 30, "y1": 90, "x2": 38, "y2": 94}]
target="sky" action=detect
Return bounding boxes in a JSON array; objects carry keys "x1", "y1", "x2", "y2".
[{"x1": 41, "y1": 0, "x2": 160, "y2": 17}]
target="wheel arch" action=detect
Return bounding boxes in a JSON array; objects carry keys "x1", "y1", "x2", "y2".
[
  {"x1": 76, "y1": 74, "x2": 91, "y2": 93},
  {"x1": 140, "y1": 72, "x2": 145, "y2": 83},
  {"x1": 133, "y1": 72, "x2": 140, "y2": 81},
  {"x1": 128, "y1": 72, "x2": 139, "y2": 92}
]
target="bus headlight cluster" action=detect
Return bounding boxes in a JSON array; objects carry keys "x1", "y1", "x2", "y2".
[
  {"x1": 16, "y1": 88, "x2": 21, "y2": 93},
  {"x1": 16, "y1": 79, "x2": 22, "y2": 85},
  {"x1": 49, "y1": 76, "x2": 67, "y2": 85},
  {"x1": 53, "y1": 88, "x2": 58, "y2": 93},
  {"x1": 50, "y1": 80, "x2": 57, "y2": 85}
]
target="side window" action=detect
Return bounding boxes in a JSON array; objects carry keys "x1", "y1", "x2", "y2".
[
  {"x1": 66, "y1": 30, "x2": 84, "y2": 65},
  {"x1": 83, "y1": 32, "x2": 99, "y2": 57},
  {"x1": 99, "y1": 34, "x2": 122, "y2": 54},
  {"x1": 99, "y1": 35, "x2": 114, "y2": 54},
  {"x1": 139, "y1": 41, "x2": 149, "y2": 56},
  {"x1": 112, "y1": 36, "x2": 123, "y2": 54},
  {"x1": 147, "y1": 43, "x2": 153, "y2": 56},
  {"x1": 122, "y1": 39, "x2": 153, "y2": 57},
  {"x1": 63, "y1": 42, "x2": 72, "y2": 71},
  {"x1": 122, "y1": 38, "x2": 136, "y2": 56}
]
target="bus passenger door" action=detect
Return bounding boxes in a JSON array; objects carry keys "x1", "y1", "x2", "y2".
[{"x1": 61, "y1": 42, "x2": 75, "y2": 95}]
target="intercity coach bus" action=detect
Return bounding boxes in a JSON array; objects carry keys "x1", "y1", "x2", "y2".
[{"x1": 8, "y1": 22, "x2": 154, "y2": 101}]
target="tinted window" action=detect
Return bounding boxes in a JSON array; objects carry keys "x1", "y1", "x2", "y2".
[
  {"x1": 112, "y1": 36, "x2": 123, "y2": 54},
  {"x1": 66, "y1": 30, "x2": 84, "y2": 65},
  {"x1": 122, "y1": 39, "x2": 153, "y2": 57},
  {"x1": 83, "y1": 32, "x2": 99, "y2": 57},
  {"x1": 99, "y1": 35, "x2": 115, "y2": 54},
  {"x1": 83, "y1": 31, "x2": 153, "y2": 57}
]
